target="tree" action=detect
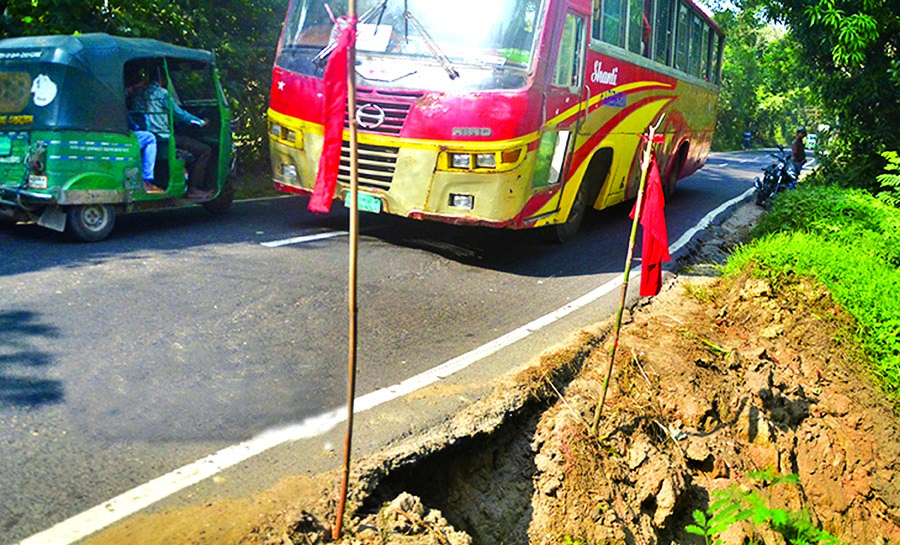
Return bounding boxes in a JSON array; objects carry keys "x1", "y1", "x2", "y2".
[
  {"x1": 713, "y1": 7, "x2": 815, "y2": 150},
  {"x1": 713, "y1": 9, "x2": 762, "y2": 150},
  {"x1": 748, "y1": 0, "x2": 900, "y2": 189},
  {"x1": 755, "y1": 25, "x2": 817, "y2": 144}
]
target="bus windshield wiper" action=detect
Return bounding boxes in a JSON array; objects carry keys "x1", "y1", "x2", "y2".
[
  {"x1": 403, "y1": 10, "x2": 459, "y2": 80},
  {"x1": 312, "y1": 0, "x2": 388, "y2": 67}
]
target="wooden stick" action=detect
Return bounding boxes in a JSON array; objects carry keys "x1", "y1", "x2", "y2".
[
  {"x1": 591, "y1": 115, "x2": 664, "y2": 436},
  {"x1": 333, "y1": 0, "x2": 358, "y2": 538}
]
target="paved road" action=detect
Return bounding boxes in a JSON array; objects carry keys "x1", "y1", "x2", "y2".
[{"x1": 0, "y1": 151, "x2": 769, "y2": 544}]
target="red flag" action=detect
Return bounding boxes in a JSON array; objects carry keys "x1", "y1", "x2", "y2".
[
  {"x1": 631, "y1": 155, "x2": 670, "y2": 296},
  {"x1": 308, "y1": 16, "x2": 357, "y2": 214}
]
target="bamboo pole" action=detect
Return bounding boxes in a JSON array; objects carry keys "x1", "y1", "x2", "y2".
[
  {"x1": 333, "y1": 0, "x2": 358, "y2": 539},
  {"x1": 591, "y1": 116, "x2": 664, "y2": 437}
]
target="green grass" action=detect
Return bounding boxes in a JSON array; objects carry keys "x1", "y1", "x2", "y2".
[{"x1": 724, "y1": 185, "x2": 900, "y2": 404}]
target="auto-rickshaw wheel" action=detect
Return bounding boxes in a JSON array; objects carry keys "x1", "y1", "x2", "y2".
[{"x1": 66, "y1": 204, "x2": 116, "y2": 242}]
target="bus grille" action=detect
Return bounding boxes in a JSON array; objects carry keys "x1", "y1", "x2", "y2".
[
  {"x1": 346, "y1": 88, "x2": 424, "y2": 136},
  {"x1": 338, "y1": 141, "x2": 399, "y2": 190}
]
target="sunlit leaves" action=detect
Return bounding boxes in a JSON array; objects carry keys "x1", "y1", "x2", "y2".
[
  {"x1": 713, "y1": 9, "x2": 815, "y2": 150},
  {"x1": 876, "y1": 151, "x2": 900, "y2": 206},
  {"x1": 811, "y1": 3, "x2": 879, "y2": 68},
  {"x1": 687, "y1": 470, "x2": 840, "y2": 545}
]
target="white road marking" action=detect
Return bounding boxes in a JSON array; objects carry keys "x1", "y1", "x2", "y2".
[
  {"x1": 669, "y1": 187, "x2": 754, "y2": 250},
  {"x1": 17, "y1": 188, "x2": 753, "y2": 545},
  {"x1": 261, "y1": 231, "x2": 348, "y2": 247}
]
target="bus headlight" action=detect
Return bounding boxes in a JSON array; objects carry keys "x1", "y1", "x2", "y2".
[
  {"x1": 475, "y1": 153, "x2": 496, "y2": 169},
  {"x1": 450, "y1": 193, "x2": 475, "y2": 209},
  {"x1": 442, "y1": 146, "x2": 524, "y2": 172},
  {"x1": 450, "y1": 153, "x2": 471, "y2": 169},
  {"x1": 270, "y1": 122, "x2": 301, "y2": 147}
]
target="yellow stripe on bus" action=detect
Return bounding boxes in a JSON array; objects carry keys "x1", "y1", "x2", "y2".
[{"x1": 544, "y1": 80, "x2": 675, "y2": 128}]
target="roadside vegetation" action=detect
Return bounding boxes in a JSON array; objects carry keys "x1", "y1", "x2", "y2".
[
  {"x1": 727, "y1": 184, "x2": 900, "y2": 405},
  {"x1": 712, "y1": 0, "x2": 900, "y2": 403},
  {"x1": 707, "y1": 0, "x2": 900, "y2": 541}
]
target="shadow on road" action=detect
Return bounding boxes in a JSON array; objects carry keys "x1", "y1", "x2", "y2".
[{"x1": 0, "y1": 310, "x2": 63, "y2": 407}]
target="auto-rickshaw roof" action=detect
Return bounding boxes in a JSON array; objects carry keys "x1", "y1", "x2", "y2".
[{"x1": 0, "y1": 32, "x2": 213, "y2": 73}]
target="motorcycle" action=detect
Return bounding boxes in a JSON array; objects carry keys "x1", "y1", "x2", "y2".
[{"x1": 754, "y1": 144, "x2": 799, "y2": 206}]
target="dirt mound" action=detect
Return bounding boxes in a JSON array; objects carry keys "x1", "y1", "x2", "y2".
[
  {"x1": 84, "y1": 203, "x2": 900, "y2": 545},
  {"x1": 528, "y1": 267, "x2": 900, "y2": 544}
]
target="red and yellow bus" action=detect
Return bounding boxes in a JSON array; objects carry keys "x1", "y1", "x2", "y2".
[{"x1": 268, "y1": 0, "x2": 723, "y2": 242}]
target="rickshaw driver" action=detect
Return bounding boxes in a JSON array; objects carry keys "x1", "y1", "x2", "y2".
[{"x1": 132, "y1": 70, "x2": 213, "y2": 199}]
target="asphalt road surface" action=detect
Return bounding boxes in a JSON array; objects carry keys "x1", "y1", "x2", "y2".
[{"x1": 0, "y1": 151, "x2": 772, "y2": 544}]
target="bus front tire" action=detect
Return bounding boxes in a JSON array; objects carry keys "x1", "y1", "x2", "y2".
[
  {"x1": 66, "y1": 204, "x2": 116, "y2": 242},
  {"x1": 664, "y1": 153, "x2": 684, "y2": 202},
  {"x1": 550, "y1": 181, "x2": 590, "y2": 244}
]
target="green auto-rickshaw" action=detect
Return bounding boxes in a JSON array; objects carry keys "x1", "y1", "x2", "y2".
[{"x1": 0, "y1": 33, "x2": 234, "y2": 241}]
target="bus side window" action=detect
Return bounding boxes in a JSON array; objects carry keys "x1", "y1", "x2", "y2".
[
  {"x1": 701, "y1": 24, "x2": 711, "y2": 80},
  {"x1": 600, "y1": 0, "x2": 626, "y2": 48},
  {"x1": 554, "y1": 12, "x2": 586, "y2": 88},
  {"x1": 628, "y1": 0, "x2": 653, "y2": 57},
  {"x1": 689, "y1": 12, "x2": 703, "y2": 77},
  {"x1": 653, "y1": 0, "x2": 674, "y2": 66},
  {"x1": 674, "y1": 2, "x2": 689, "y2": 72},
  {"x1": 713, "y1": 33, "x2": 724, "y2": 83}
]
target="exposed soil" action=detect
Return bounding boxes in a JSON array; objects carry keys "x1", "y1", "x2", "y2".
[{"x1": 84, "y1": 203, "x2": 900, "y2": 545}]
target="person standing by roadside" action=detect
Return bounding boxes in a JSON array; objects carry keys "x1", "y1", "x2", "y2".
[{"x1": 792, "y1": 127, "x2": 807, "y2": 173}]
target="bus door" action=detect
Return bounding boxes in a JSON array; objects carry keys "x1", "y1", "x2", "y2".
[{"x1": 538, "y1": 9, "x2": 589, "y2": 215}]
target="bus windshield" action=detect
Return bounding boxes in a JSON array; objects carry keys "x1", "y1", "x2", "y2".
[{"x1": 279, "y1": 0, "x2": 542, "y2": 84}]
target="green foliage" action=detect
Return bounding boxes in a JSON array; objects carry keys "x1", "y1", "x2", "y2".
[
  {"x1": 686, "y1": 507, "x2": 731, "y2": 544},
  {"x1": 687, "y1": 470, "x2": 841, "y2": 545},
  {"x1": 745, "y1": 0, "x2": 900, "y2": 186},
  {"x1": 805, "y1": 0, "x2": 879, "y2": 69},
  {"x1": 712, "y1": 9, "x2": 817, "y2": 150},
  {"x1": 727, "y1": 186, "x2": 900, "y2": 401},
  {"x1": 876, "y1": 151, "x2": 900, "y2": 207}
]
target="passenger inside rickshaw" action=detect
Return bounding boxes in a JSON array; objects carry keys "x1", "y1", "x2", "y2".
[{"x1": 125, "y1": 61, "x2": 215, "y2": 198}]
